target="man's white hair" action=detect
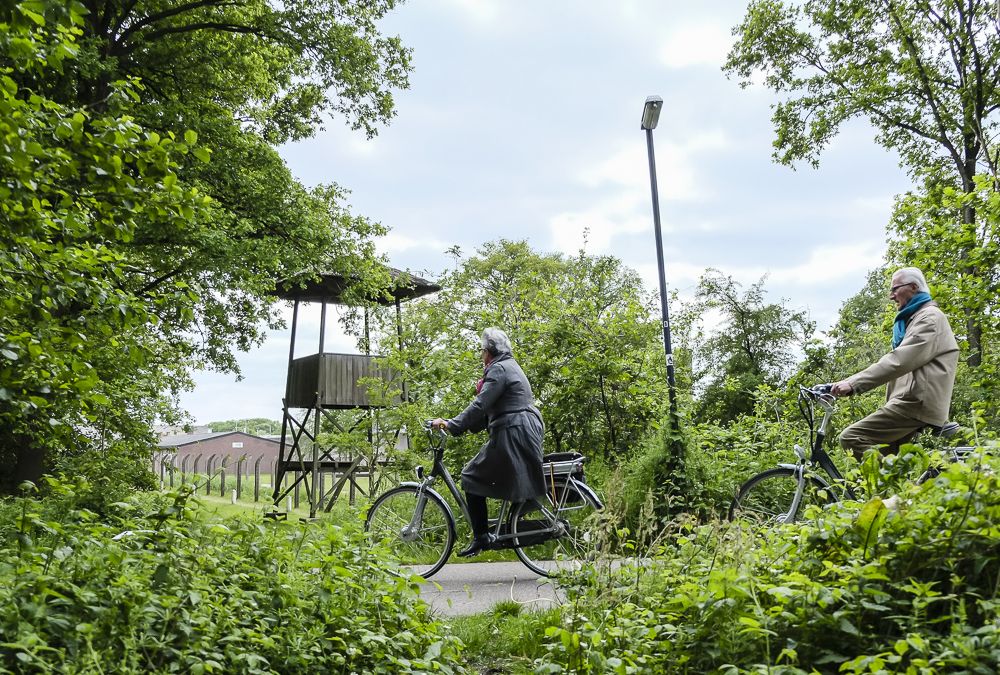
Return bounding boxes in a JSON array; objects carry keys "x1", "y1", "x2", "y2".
[
  {"x1": 894, "y1": 267, "x2": 930, "y2": 293},
  {"x1": 481, "y1": 327, "x2": 512, "y2": 356}
]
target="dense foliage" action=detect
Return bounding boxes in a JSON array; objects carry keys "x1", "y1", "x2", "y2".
[
  {"x1": 0, "y1": 479, "x2": 464, "y2": 674},
  {"x1": 0, "y1": 0, "x2": 404, "y2": 492},
  {"x1": 359, "y1": 240, "x2": 670, "y2": 469},
  {"x1": 681, "y1": 269, "x2": 814, "y2": 424},
  {"x1": 725, "y1": 0, "x2": 1000, "y2": 372},
  {"x1": 536, "y1": 445, "x2": 1000, "y2": 673}
]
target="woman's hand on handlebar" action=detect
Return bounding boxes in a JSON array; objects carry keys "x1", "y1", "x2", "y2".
[{"x1": 429, "y1": 418, "x2": 449, "y2": 432}]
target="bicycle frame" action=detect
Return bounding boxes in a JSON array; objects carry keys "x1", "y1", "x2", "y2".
[
  {"x1": 781, "y1": 388, "x2": 857, "y2": 509},
  {"x1": 402, "y1": 429, "x2": 572, "y2": 548}
]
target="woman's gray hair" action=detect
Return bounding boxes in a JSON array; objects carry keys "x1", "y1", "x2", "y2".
[
  {"x1": 894, "y1": 267, "x2": 930, "y2": 293},
  {"x1": 480, "y1": 327, "x2": 512, "y2": 356}
]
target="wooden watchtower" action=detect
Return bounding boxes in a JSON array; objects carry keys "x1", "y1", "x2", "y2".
[{"x1": 268, "y1": 267, "x2": 440, "y2": 519}]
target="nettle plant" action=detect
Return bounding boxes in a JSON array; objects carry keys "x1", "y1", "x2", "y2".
[{"x1": 0, "y1": 479, "x2": 464, "y2": 674}]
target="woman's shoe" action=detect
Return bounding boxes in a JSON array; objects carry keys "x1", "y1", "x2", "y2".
[{"x1": 456, "y1": 533, "x2": 496, "y2": 558}]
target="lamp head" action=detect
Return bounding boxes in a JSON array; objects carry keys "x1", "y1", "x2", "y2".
[{"x1": 641, "y1": 95, "x2": 663, "y2": 130}]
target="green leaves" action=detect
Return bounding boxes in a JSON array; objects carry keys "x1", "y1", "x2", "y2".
[
  {"x1": 0, "y1": 481, "x2": 465, "y2": 672},
  {"x1": 1, "y1": 0, "x2": 399, "y2": 491},
  {"x1": 536, "y1": 449, "x2": 1000, "y2": 672},
  {"x1": 369, "y1": 240, "x2": 667, "y2": 468}
]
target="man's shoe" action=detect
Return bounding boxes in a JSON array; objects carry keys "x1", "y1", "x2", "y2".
[{"x1": 456, "y1": 533, "x2": 495, "y2": 558}]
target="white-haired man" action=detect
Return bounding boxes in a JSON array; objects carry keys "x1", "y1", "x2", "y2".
[{"x1": 831, "y1": 267, "x2": 959, "y2": 458}]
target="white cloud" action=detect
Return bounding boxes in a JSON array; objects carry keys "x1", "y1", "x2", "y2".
[
  {"x1": 549, "y1": 131, "x2": 729, "y2": 253},
  {"x1": 579, "y1": 131, "x2": 728, "y2": 199},
  {"x1": 549, "y1": 205, "x2": 649, "y2": 254},
  {"x1": 378, "y1": 231, "x2": 450, "y2": 255},
  {"x1": 435, "y1": 0, "x2": 503, "y2": 27},
  {"x1": 659, "y1": 22, "x2": 733, "y2": 69},
  {"x1": 769, "y1": 242, "x2": 886, "y2": 286}
]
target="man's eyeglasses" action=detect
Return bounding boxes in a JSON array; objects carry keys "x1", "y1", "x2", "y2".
[{"x1": 889, "y1": 282, "x2": 914, "y2": 294}]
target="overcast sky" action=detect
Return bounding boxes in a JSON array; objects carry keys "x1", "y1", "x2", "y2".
[{"x1": 180, "y1": 0, "x2": 914, "y2": 425}]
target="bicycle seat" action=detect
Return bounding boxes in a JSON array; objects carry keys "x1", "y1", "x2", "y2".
[{"x1": 929, "y1": 421, "x2": 961, "y2": 438}]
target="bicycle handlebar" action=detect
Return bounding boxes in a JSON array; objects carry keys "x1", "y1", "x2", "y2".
[
  {"x1": 423, "y1": 420, "x2": 449, "y2": 448},
  {"x1": 799, "y1": 383, "x2": 834, "y2": 400}
]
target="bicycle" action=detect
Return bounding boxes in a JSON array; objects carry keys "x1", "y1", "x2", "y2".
[
  {"x1": 364, "y1": 421, "x2": 605, "y2": 578},
  {"x1": 728, "y1": 384, "x2": 965, "y2": 525}
]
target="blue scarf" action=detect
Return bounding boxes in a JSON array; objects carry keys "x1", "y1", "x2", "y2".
[{"x1": 892, "y1": 292, "x2": 931, "y2": 349}]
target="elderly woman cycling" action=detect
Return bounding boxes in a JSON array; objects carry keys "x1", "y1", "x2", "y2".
[{"x1": 430, "y1": 327, "x2": 546, "y2": 557}]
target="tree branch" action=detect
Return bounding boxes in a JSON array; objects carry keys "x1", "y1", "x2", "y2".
[
  {"x1": 118, "y1": 0, "x2": 237, "y2": 43},
  {"x1": 886, "y1": 0, "x2": 967, "y2": 178}
]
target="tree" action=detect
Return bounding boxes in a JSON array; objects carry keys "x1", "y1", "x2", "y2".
[
  {"x1": 890, "y1": 176, "x2": 1000, "y2": 419},
  {"x1": 725, "y1": 0, "x2": 1000, "y2": 368},
  {"x1": 0, "y1": 3, "x2": 214, "y2": 490},
  {"x1": 684, "y1": 270, "x2": 814, "y2": 424},
  {"x1": 1, "y1": 0, "x2": 410, "y2": 491},
  {"x1": 363, "y1": 240, "x2": 668, "y2": 466}
]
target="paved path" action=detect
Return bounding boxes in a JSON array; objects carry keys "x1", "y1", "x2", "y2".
[{"x1": 417, "y1": 561, "x2": 564, "y2": 616}]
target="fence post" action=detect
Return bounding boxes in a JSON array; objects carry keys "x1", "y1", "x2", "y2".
[
  {"x1": 293, "y1": 479, "x2": 300, "y2": 510},
  {"x1": 206, "y1": 454, "x2": 216, "y2": 495},
  {"x1": 236, "y1": 455, "x2": 247, "y2": 501},
  {"x1": 219, "y1": 456, "x2": 227, "y2": 497},
  {"x1": 191, "y1": 454, "x2": 202, "y2": 484},
  {"x1": 254, "y1": 456, "x2": 263, "y2": 502},
  {"x1": 318, "y1": 471, "x2": 326, "y2": 511}
]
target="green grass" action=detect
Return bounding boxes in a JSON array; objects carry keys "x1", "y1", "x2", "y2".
[
  {"x1": 446, "y1": 603, "x2": 560, "y2": 673},
  {"x1": 175, "y1": 483, "x2": 530, "y2": 565}
]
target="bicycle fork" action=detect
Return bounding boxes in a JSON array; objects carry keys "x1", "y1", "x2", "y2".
[
  {"x1": 778, "y1": 444, "x2": 812, "y2": 524},
  {"x1": 401, "y1": 480, "x2": 435, "y2": 543}
]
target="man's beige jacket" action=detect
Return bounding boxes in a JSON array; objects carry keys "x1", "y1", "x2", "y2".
[{"x1": 847, "y1": 301, "x2": 959, "y2": 426}]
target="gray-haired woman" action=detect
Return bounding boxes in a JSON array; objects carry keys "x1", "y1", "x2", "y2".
[{"x1": 431, "y1": 327, "x2": 546, "y2": 557}]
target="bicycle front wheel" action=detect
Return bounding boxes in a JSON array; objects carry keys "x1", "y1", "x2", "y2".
[
  {"x1": 365, "y1": 485, "x2": 455, "y2": 579},
  {"x1": 729, "y1": 467, "x2": 837, "y2": 525},
  {"x1": 511, "y1": 483, "x2": 601, "y2": 577}
]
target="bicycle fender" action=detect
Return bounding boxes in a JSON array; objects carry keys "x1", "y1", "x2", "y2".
[
  {"x1": 561, "y1": 480, "x2": 605, "y2": 510},
  {"x1": 396, "y1": 482, "x2": 457, "y2": 523},
  {"x1": 775, "y1": 465, "x2": 834, "y2": 490}
]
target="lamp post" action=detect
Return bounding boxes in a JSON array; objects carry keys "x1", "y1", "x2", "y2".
[{"x1": 641, "y1": 95, "x2": 679, "y2": 428}]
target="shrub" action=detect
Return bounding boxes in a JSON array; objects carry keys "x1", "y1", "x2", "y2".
[
  {"x1": 536, "y1": 448, "x2": 1000, "y2": 672},
  {"x1": 0, "y1": 480, "x2": 464, "y2": 673}
]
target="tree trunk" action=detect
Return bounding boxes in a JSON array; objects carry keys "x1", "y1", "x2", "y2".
[
  {"x1": 961, "y1": 145, "x2": 983, "y2": 368},
  {"x1": 0, "y1": 436, "x2": 48, "y2": 495}
]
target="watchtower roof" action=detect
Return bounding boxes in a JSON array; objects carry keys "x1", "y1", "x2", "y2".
[{"x1": 274, "y1": 267, "x2": 441, "y2": 306}]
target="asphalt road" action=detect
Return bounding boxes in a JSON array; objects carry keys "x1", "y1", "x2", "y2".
[{"x1": 417, "y1": 561, "x2": 564, "y2": 616}]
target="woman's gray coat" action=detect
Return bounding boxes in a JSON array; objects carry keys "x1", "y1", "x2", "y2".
[{"x1": 446, "y1": 353, "x2": 546, "y2": 502}]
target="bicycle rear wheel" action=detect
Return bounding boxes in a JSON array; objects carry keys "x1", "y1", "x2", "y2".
[
  {"x1": 729, "y1": 467, "x2": 837, "y2": 525},
  {"x1": 365, "y1": 485, "x2": 455, "y2": 579},
  {"x1": 511, "y1": 482, "x2": 601, "y2": 577}
]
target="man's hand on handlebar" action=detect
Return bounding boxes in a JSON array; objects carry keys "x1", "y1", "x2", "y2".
[
  {"x1": 429, "y1": 418, "x2": 449, "y2": 432},
  {"x1": 830, "y1": 380, "x2": 854, "y2": 397}
]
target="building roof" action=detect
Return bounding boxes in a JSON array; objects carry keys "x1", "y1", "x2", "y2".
[
  {"x1": 274, "y1": 266, "x2": 441, "y2": 305},
  {"x1": 157, "y1": 431, "x2": 279, "y2": 448}
]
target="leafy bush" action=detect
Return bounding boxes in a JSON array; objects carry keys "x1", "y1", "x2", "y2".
[
  {"x1": 536, "y1": 448, "x2": 1000, "y2": 672},
  {"x1": 0, "y1": 480, "x2": 464, "y2": 673}
]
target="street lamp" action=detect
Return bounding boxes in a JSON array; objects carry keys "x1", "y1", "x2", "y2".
[{"x1": 641, "y1": 95, "x2": 679, "y2": 428}]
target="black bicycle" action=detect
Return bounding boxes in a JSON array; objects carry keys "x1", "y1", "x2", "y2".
[
  {"x1": 729, "y1": 384, "x2": 965, "y2": 525},
  {"x1": 365, "y1": 421, "x2": 604, "y2": 578}
]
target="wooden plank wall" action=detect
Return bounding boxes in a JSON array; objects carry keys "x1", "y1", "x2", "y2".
[{"x1": 286, "y1": 353, "x2": 395, "y2": 409}]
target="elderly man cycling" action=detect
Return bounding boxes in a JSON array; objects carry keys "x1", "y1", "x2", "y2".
[{"x1": 831, "y1": 267, "x2": 959, "y2": 458}]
